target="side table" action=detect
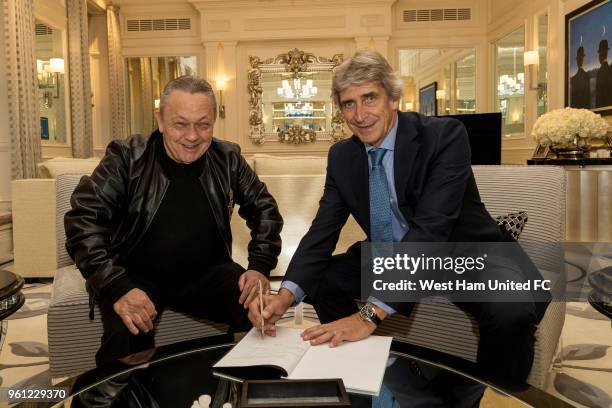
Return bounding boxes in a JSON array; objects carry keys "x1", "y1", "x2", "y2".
[
  {"x1": 588, "y1": 266, "x2": 612, "y2": 324},
  {"x1": 0, "y1": 269, "x2": 26, "y2": 348}
]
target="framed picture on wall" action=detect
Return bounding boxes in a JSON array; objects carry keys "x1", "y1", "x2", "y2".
[
  {"x1": 565, "y1": 0, "x2": 612, "y2": 113},
  {"x1": 40, "y1": 117, "x2": 49, "y2": 140},
  {"x1": 419, "y1": 82, "x2": 437, "y2": 116}
]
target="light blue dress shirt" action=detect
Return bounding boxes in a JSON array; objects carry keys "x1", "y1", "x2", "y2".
[{"x1": 282, "y1": 113, "x2": 408, "y2": 315}]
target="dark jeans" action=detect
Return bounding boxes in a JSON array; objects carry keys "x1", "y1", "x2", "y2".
[
  {"x1": 96, "y1": 261, "x2": 251, "y2": 367},
  {"x1": 307, "y1": 251, "x2": 539, "y2": 389}
]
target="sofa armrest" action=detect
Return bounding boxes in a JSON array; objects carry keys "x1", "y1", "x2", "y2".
[{"x1": 12, "y1": 179, "x2": 57, "y2": 278}]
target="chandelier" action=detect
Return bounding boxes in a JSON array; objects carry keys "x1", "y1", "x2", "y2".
[
  {"x1": 497, "y1": 73, "x2": 524, "y2": 96},
  {"x1": 277, "y1": 77, "x2": 318, "y2": 99},
  {"x1": 497, "y1": 47, "x2": 525, "y2": 97}
]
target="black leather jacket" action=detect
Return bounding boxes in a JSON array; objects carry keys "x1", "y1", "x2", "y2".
[{"x1": 65, "y1": 131, "x2": 283, "y2": 302}]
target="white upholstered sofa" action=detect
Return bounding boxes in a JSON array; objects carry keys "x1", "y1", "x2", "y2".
[{"x1": 11, "y1": 154, "x2": 566, "y2": 388}]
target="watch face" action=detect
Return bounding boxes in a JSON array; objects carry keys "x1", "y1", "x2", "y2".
[{"x1": 360, "y1": 305, "x2": 375, "y2": 320}]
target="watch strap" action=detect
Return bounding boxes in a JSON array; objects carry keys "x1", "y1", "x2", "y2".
[
  {"x1": 370, "y1": 309, "x2": 382, "y2": 326},
  {"x1": 360, "y1": 304, "x2": 382, "y2": 326}
]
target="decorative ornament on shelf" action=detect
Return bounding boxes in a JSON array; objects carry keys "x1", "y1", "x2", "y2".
[
  {"x1": 278, "y1": 124, "x2": 316, "y2": 144},
  {"x1": 532, "y1": 108, "x2": 610, "y2": 158}
]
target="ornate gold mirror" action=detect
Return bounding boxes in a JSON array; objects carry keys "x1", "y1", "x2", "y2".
[{"x1": 248, "y1": 49, "x2": 345, "y2": 144}]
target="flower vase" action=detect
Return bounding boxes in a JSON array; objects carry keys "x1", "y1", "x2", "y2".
[{"x1": 550, "y1": 135, "x2": 591, "y2": 159}]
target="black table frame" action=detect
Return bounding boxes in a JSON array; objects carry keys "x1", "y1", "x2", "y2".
[{"x1": 0, "y1": 269, "x2": 25, "y2": 321}]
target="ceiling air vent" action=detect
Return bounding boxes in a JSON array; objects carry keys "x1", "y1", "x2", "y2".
[
  {"x1": 403, "y1": 8, "x2": 471, "y2": 22},
  {"x1": 126, "y1": 18, "x2": 191, "y2": 32},
  {"x1": 35, "y1": 23, "x2": 53, "y2": 35}
]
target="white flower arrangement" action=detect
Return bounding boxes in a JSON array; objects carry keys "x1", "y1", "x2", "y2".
[{"x1": 532, "y1": 107, "x2": 609, "y2": 145}]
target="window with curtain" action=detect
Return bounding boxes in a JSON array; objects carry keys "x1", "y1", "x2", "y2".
[
  {"x1": 455, "y1": 52, "x2": 476, "y2": 114},
  {"x1": 537, "y1": 14, "x2": 548, "y2": 117},
  {"x1": 495, "y1": 26, "x2": 525, "y2": 138}
]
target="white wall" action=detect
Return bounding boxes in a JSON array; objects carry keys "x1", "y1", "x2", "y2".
[{"x1": 0, "y1": 6, "x2": 11, "y2": 212}]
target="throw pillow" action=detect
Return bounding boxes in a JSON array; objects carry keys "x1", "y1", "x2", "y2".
[{"x1": 495, "y1": 211, "x2": 528, "y2": 240}]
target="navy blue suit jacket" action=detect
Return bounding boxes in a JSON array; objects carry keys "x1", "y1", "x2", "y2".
[{"x1": 284, "y1": 111, "x2": 540, "y2": 314}]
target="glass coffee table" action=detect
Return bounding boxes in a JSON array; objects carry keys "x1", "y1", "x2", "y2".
[
  {"x1": 12, "y1": 334, "x2": 573, "y2": 408},
  {"x1": 0, "y1": 269, "x2": 25, "y2": 321},
  {"x1": 0, "y1": 269, "x2": 25, "y2": 350}
]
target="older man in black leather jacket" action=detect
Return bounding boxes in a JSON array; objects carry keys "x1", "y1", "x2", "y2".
[{"x1": 65, "y1": 76, "x2": 283, "y2": 366}]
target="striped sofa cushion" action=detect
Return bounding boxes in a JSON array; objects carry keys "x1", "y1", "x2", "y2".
[
  {"x1": 373, "y1": 166, "x2": 567, "y2": 389},
  {"x1": 48, "y1": 265, "x2": 228, "y2": 378},
  {"x1": 55, "y1": 174, "x2": 84, "y2": 269}
]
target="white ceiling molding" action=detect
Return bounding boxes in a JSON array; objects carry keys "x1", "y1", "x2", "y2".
[
  {"x1": 190, "y1": 0, "x2": 393, "y2": 42},
  {"x1": 189, "y1": 0, "x2": 396, "y2": 9}
]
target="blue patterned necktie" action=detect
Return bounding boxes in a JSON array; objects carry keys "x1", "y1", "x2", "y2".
[{"x1": 369, "y1": 148, "x2": 393, "y2": 242}]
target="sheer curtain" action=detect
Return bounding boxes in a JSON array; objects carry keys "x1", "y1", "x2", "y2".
[
  {"x1": 3, "y1": 0, "x2": 41, "y2": 178},
  {"x1": 67, "y1": 0, "x2": 93, "y2": 158},
  {"x1": 139, "y1": 57, "x2": 154, "y2": 136},
  {"x1": 107, "y1": 4, "x2": 127, "y2": 140}
]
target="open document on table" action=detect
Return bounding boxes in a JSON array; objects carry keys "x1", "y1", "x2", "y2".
[{"x1": 213, "y1": 327, "x2": 392, "y2": 396}]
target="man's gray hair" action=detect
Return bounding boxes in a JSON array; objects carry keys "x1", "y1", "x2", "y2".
[
  {"x1": 332, "y1": 50, "x2": 403, "y2": 107},
  {"x1": 159, "y1": 75, "x2": 217, "y2": 119}
]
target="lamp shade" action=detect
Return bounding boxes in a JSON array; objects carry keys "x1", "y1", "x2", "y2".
[
  {"x1": 50, "y1": 58, "x2": 64, "y2": 73},
  {"x1": 436, "y1": 89, "x2": 446, "y2": 100},
  {"x1": 523, "y1": 50, "x2": 539, "y2": 66},
  {"x1": 216, "y1": 78, "x2": 227, "y2": 91}
]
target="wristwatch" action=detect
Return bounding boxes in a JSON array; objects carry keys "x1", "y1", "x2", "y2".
[{"x1": 359, "y1": 304, "x2": 382, "y2": 326}]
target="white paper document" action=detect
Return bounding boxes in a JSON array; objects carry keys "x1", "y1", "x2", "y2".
[{"x1": 213, "y1": 327, "x2": 392, "y2": 396}]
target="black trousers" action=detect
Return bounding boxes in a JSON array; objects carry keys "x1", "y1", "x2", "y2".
[
  {"x1": 96, "y1": 261, "x2": 251, "y2": 367},
  {"x1": 307, "y1": 251, "x2": 539, "y2": 389}
]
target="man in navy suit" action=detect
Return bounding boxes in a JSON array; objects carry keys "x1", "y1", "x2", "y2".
[{"x1": 249, "y1": 50, "x2": 548, "y2": 390}]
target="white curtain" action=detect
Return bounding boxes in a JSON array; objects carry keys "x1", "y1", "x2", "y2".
[
  {"x1": 3, "y1": 0, "x2": 41, "y2": 179},
  {"x1": 106, "y1": 5, "x2": 127, "y2": 139},
  {"x1": 66, "y1": 0, "x2": 93, "y2": 158}
]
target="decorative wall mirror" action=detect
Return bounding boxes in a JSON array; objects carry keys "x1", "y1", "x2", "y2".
[
  {"x1": 125, "y1": 56, "x2": 197, "y2": 136},
  {"x1": 248, "y1": 49, "x2": 345, "y2": 144},
  {"x1": 35, "y1": 20, "x2": 69, "y2": 144}
]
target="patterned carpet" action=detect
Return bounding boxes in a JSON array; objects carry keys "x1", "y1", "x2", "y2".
[
  {"x1": 0, "y1": 282, "x2": 52, "y2": 393},
  {"x1": 0, "y1": 281, "x2": 610, "y2": 407}
]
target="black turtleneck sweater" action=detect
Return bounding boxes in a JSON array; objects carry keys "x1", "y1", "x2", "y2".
[{"x1": 101, "y1": 139, "x2": 229, "y2": 305}]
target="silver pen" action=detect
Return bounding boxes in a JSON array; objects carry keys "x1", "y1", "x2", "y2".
[{"x1": 258, "y1": 279, "x2": 265, "y2": 338}]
